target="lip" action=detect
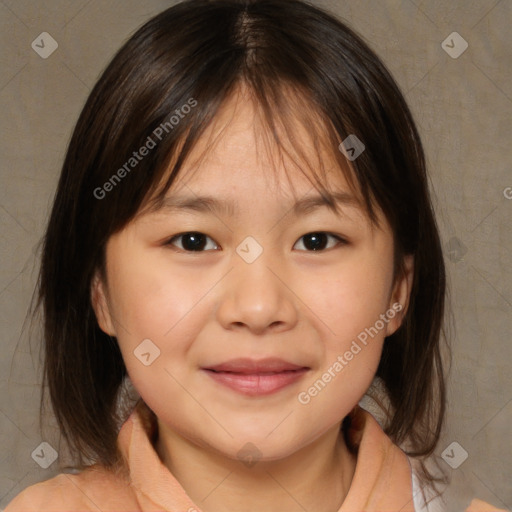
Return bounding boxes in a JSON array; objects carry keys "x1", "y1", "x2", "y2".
[
  {"x1": 201, "y1": 358, "x2": 310, "y2": 396},
  {"x1": 204, "y1": 357, "x2": 307, "y2": 373}
]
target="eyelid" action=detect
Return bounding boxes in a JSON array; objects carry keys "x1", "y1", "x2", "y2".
[
  {"x1": 166, "y1": 232, "x2": 220, "y2": 252},
  {"x1": 292, "y1": 232, "x2": 348, "y2": 252},
  {"x1": 164, "y1": 231, "x2": 348, "y2": 253}
]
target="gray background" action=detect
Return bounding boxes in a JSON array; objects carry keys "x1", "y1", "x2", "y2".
[{"x1": 1, "y1": 0, "x2": 511, "y2": 510}]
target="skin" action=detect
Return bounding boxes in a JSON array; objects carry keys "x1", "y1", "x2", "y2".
[{"x1": 91, "y1": 87, "x2": 414, "y2": 512}]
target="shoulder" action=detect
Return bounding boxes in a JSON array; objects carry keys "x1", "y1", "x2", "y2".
[
  {"x1": 465, "y1": 498, "x2": 509, "y2": 512},
  {"x1": 4, "y1": 465, "x2": 138, "y2": 512},
  {"x1": 4, "y1": 472, "x2": 94, "y2": 512}
]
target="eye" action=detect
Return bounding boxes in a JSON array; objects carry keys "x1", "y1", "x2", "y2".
[
  {"x1": 166, "y1": 232, "x2": 219, "y2": 252},
  {"x1": 293, "y1": 232, "x2": 346, "y2": 251}
]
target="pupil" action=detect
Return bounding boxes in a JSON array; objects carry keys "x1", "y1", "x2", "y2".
[
  {"x1": 305, "y1": 233, "x2": 326, "y2": 251},
  {"x1": 183, "y1": 233, "x2": 206, "y2": 251}
]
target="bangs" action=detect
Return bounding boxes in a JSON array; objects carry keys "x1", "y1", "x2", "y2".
[{"x1": 138, "y1": 79, "x2": 379, "y2": 228}]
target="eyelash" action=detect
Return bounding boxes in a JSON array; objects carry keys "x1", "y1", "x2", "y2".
[{"x1": 165, "y1": 232, "x2": 348, "y2": 253}]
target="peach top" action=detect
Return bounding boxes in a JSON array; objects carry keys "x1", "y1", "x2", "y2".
[{"x1": 5, "y1": 402, "x2": 506, "y2": 512}]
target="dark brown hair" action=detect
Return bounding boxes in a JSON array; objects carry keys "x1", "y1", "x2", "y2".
[{"x1": 36, "y1": 0, "x2": 447, "y2": 489}]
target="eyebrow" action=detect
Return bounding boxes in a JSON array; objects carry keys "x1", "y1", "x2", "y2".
[{"x1": 151, "y1": 191, "x2": 359, "y2": 217}]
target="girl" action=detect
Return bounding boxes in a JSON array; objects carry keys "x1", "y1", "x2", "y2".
[{"x1": 5, "y1": 0, "x2": 506, "y2": 510}]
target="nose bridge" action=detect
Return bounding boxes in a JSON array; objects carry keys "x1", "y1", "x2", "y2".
[
  {"x1": 235, "y1": 246, "x2": 277, "y2": 295},
  {"x1": 216, "y1": 239, "x2": 298, "y2": 333},
  {"x1": 234, "y1": 234, "x2": 277, "y2": 282}
]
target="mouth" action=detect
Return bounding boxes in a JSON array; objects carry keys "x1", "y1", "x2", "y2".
[{"x1": 201, "y1": 358, "x2": 310, "y2": 396}]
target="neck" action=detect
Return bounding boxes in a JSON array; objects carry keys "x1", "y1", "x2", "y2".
[{"x1": 155, "y1": 420, "x2": 356, "y2": 512}]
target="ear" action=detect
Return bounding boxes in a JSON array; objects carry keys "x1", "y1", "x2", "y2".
[
  {"x1": 385, "y1": 254, "x2": 414, "y2": 337},
  {"x1": 90, "y1": 270, "x2": 116, "y2": 336}
]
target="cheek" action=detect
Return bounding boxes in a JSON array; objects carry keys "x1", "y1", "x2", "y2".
[
  {"x1": 107, "y1": 251, "x2": 210, "y2": 338},
  {"x1": 104, "y1": 249, "x2": 220, "y2": 389},
  {"x1": 107, "y1": 256, "x2": 215, "y2": 410},
  {"x1": 298, "y1": 249, "x2": 394, "y2": 341},
  {"x1": 292, "y1": 250, "x2": 392, "y2": 418}
]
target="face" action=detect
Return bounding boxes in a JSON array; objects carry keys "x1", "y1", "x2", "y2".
[{"x1": 91, "y1": 90, "x2": 413, "y2": 463}]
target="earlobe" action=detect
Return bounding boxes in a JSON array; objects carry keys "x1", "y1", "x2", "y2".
[
  {"x1": 385, "y1": 255, "x2": 414, "y2": 337},
  {"x1": 90, "y1": 271, "x2": 116, "y2": 336}
]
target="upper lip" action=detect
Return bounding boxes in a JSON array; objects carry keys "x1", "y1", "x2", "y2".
[{"x1": 203, "y1": 357, "x2": 308, "y2": 373}]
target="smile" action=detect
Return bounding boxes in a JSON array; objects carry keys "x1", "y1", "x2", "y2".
[
  {"x1": 202, "y1": 368, "x2": 310, "y2": 396},
  {"x1": 201, "y1": 357, "x2": 310, "y2": 396}
]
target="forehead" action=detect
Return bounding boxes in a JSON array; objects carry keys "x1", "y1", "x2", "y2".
[
  {"x1": 131, "y1": 85, "x2": 390, "y2": 237},
  {"x1": 166, "y1": 86, "x2": 356, "y2": 204}
]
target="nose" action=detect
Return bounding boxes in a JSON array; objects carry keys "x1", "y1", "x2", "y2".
[{"x1": 215, "y1": 251, "x2": 299, "y2": 335}]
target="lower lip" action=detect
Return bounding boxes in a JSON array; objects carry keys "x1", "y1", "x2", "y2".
[{"x1": 202, "y1": 368, "x2": 309, "y2": 396}]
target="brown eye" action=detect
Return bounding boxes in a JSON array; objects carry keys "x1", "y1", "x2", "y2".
[
  {"x1": 167, "y1": 232, "x2": 219, "y2": 252},
  {"x1": 293, "y1": 232, "x2": 345, "y2": 251}
]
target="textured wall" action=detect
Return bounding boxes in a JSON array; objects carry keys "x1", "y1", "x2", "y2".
[{"x1": 1, "y1": 0, "x2": 510, "y2": 510}]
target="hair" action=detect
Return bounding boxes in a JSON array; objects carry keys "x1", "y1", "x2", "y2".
[{"x1": 35, "y1": 0, "x2": 448, "y2": 492}]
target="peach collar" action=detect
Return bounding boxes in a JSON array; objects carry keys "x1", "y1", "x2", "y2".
[{"x1": 117, "y1": 401, "x2": 415, "y2": 512}]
